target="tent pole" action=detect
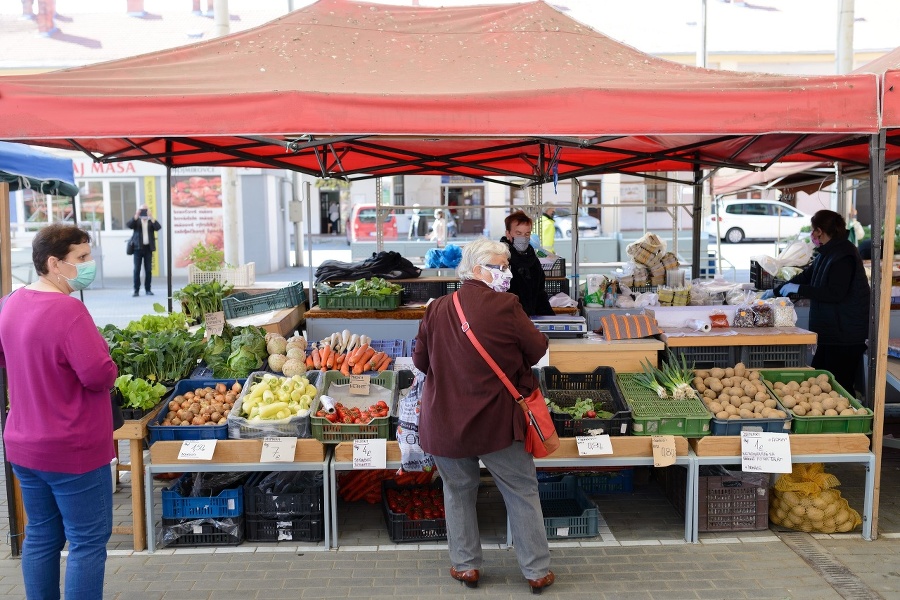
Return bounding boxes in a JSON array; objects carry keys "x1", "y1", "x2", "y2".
[
  {"x1": 165, "y1": 160, "x2": 174, "y2": 313},
  {"x1": 306, "y1": 180, "x2": 314, "y2": 305},
  {"x1": 571, "y1": 178, "x2": 579, "y2": 301},
  {"x1": 691, "y1": 165, "x2": 703, "y2": 280},
  {"x1": 868, "y1": 130, "x2": 890, "y2": 539}
]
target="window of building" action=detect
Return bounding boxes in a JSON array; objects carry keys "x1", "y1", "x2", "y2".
[
  {"x1": 647, "y1": 181, "x2": 668, "y2": 213},
  {"x1": 74, "y1": 179, "x2": 139, "y2": 230},
  {"x1": 736, "y1": 191, "x2": 763, "y2": 199},
  {"x1": 22, "y1": 190, "x2": 73, "y2": 230},
  {"x1": 392, "y1": 175, "x2": 405, "y2": 205}
]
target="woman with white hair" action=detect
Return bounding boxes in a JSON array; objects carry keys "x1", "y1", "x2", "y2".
[{"x1": 412, "y1": 237, "x2": 554, "y2": 594}]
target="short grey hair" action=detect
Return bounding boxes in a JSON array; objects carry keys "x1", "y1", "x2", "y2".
[{"x1": 458, "y1": 237, "x2": 510, "y2": 280}]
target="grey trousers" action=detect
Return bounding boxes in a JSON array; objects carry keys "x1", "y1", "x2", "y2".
[{"x1": 433, "y1": 442, "x2": 551, "y2": 580}]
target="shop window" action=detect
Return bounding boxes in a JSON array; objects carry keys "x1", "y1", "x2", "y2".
[
  {"x1": 77, "y1": 180, "x2": 105, "y2": 229},
  {"x1": 109, "y1": 181, "x2": 138, "y2": 230},
  {"x1": 647, "y1": 181, "x2": 668, "y2": 213},
  {"x1": 23, "y1": 190, "x2": 73, "y2": 230},
  {"x1": 393, "y1": 175, "x2": 405, "y2": 206}
]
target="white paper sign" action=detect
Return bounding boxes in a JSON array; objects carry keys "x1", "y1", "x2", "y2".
[
  {"x1": 741, "y1": 431, "x2": 792, "y2": 473},
  {"x1": 353, "y1": 438, "x2": 387, "y2": 469},
  {"x1": 260, "y1": 437, "x2": 297, "y2": 462},
  {"x1": 576, "y1": 434, "x2": 613, "y2": 456},
  {"x1": 393, "y1": 357, "x2": 415, "y2": 372},
  {"x1": 177, "y1": 439, "x2": 217, "y2": 460}
]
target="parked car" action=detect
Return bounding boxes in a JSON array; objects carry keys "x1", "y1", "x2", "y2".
[
  {"x1": 706, "y1": 199, "x2": 807, "y2": 244},
  {"x1": 552, "y1": 207, "x2": 600, "y2": 238},
  {"x1": 345, "y1": 205, "x2": 398, "y2": 244}
]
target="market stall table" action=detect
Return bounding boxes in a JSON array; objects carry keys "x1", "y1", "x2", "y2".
[
  {"x1": 547, "y1": 336, "x2": 665, "y2": 373},
  {"x1": 144, "y1": 439, "x2": 330, "y2": 552},
  {"x1": 689, "y1": 434, "x2": 875, "y2": 541},
  {"x1": 660, "y1": 326, "x2": 816, "y2": 368}
]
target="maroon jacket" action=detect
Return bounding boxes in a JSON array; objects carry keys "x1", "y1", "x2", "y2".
[{"x1": 412, "y1": 279, "x2": 549, "y2": 458}]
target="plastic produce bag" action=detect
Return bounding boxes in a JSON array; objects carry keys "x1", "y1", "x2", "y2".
[
  {"x1": 771, "y1": 297, "x2": 798, "y2": 327},
  {"x1": 751, "y1": 240, "x2": 814, "y2": 279},
  {"x1": 769, "y1": 463, "x2": 861, "y2": 533},
  {"x1": 750, "y1": 300, "x2": 774, "y2": 327},
  {"x1": 583, "y1": 275, "x2": 609, "y2": 307},
  {"x1": 395, "y1": 370, "x2": 435, "y2": 473}
]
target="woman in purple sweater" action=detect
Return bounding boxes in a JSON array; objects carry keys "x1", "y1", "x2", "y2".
[{"x1": 0, "y1": 224, "x2": 118, "y2": 599}]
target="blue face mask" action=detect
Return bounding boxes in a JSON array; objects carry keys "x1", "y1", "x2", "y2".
[{"x1": 62, "y1": 260, "x2": 96, "y2": 291}]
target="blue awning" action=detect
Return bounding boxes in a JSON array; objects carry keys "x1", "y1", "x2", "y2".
[{"x1": 0, "y1": 141, "x2": 78, "y2": 197}]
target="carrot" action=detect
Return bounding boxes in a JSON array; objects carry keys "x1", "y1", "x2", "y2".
[
  {"x1": 306, "y1": 354, "x2": 315, "y2": 368},
  {"x1": 340, "y1": 356, "x2": 351, "y2": 376},
  {"x1": 352, "y1": 361, "x2": 366, "y2": 375},
  {"x1": 359, "y1": 346, "x2": 376, "y2": 368},
  {"x1": 311, "y1": 344, "x2": 321, "y2": 369},
  {"x1": 319, "y1": 345, "x2": 331, "y2": 368},
  {"x1": 376, "y1": 354, "x2": 392, "y2": 372},
  {"x1": 367, "y1": 351, "x2": 386, "y2": 371},
  {"x1": 349, "y1": 343, "x2": 369, "y2": 366},
  {"x1": 326, "y1": 348, "x2": 336, "y2": 369},
  {"x1": 334, "y1": 353, "x2": 344, "y2": 367}
]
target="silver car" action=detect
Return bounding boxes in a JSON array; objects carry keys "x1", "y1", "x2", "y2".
[{"x1": 552, "y1": 207, "x2": 600, "y2": 238}]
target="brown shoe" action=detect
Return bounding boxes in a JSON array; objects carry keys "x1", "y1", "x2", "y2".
[
  {"x1": 450, "y1": 567, "x2": 480, "y2": 589},
  {"x1": 527, "y1": 571, "x2": 555, "y2": 594}
]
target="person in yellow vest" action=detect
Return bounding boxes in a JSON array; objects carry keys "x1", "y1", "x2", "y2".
[{"x1": 540, "y1": 207, "x2": 556, "y2": 253}]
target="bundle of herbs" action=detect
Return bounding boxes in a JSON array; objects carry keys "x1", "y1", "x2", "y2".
[
  {"x1": 173, "y1": 280, "x2": 233, "y2": 323},
  {"x1": 634, "y1": 351, "x2": 697, "y2": 400},
  {"x1": 101, "y1": 324, "x2": 206, "y2": 385}
]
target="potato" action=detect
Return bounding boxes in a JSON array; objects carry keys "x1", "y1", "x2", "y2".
[
  {"x1": 703, "y1": 389, "x2": 717, "y2": 400},
  {"x1": 709, "y1": 368, "x2": 725, "y2": 379},
  {"x1": 724, "y1": 367, "x2": 735, "y2": 378},
  {"x1": 820, "y1": 381, "x2": 832, "y2": 393},
  {"x1": 856, "y1": 408, "x2": 869, "y2": 416},
  {"x1": 734, "y1": 362, "x2": 746, "y2": 377},
  {"x1": 793, "y1": 405, "x2": 807, "y2": 416},
  {"x1": 709, "y1": 401, "x2": 724, "y2": 413},
  {"x1": 749, "y1": 371, "x2": 761, "y2": 381},
  {"x1": 721, "y1": 377, "x2": 734, "y2": 388},
  {"x1": 696, "y1": 369, "x2": 710, "y2": 380},
  {"x1": 716, "y1": 411, "x2": 730, "y2": 419}
]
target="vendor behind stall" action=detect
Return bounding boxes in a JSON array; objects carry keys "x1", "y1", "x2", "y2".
[
  {"x1": 501, "y1": 211, "x2": 553, "y2": 316},
  {"x1": 765, "y1": 209, "x2": 870, "y2": 397}
]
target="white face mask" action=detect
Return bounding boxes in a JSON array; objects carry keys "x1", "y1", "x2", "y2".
[{"x1": 480, "y1": 264, "x2": 512, "y2": 292}]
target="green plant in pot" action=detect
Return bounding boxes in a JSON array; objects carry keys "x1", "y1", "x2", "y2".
[{"x1": 188, "y1": 241, "x2": 227, "y2": 271}]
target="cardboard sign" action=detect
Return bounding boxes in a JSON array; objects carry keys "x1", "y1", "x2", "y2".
[
  {"x1": 651, "y1": 435, "x2": 677, "y2": 467},
  {"x1": 349, "y1": 374, "x2": 371, "y2": 395},
  {"x1": 352, "y1": 438, "x2": 387, "y2": 469},
  {"x1": 177, "y1": 439, "x2": 217, "y2": 460},
  {"x1": 260, "y1": 437, "x2": 298, "y2": 462},
  {"x1": 741, "y1": 431, "x2": 792, "y2": 473},
  {"x1": 204, "y1": 311, "x2": 225, "y2": 337},
  {"x1": 576, "y1": 434, "x2": 614, "y2": 456}
]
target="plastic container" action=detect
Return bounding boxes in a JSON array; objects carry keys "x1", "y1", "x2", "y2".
[
  {"x1": 226, "y1": 371, "x2": 320, "y2": 439},
  {"x1": 368, "y1": 339, "x2": 406, "y2": 359},
  {"x1": 160, "y1": 517, "x2": 243, "y2": 547},
  {"x1": 188, "y1": 262, "x2": 255, "y2": 287},
  {"x1": 162, "y1": 474, "x2": 244, "y2": 519},
  {"x1": 749, "y1": 260, "x2": 786, "y2": 291},
  {"x1": 538, "y1": 469, "x2": 634, "y2": 495},
  {"x1": 540, "y1": 366, "x2": 632, "y2": 437},
  {"x1": 759, "y1": 369, "x2": 874, "y2": 434},
  {"x1": 317, "y1": 292, "x2": 401, "y2": 311},
  {"x1": 742, "y1": 345, "x2": 808, "y2": 369},
  {"x1": 544, "y1": 278, "x2": 570, "y2": 296},
  {"x1": 382, "y1": 479, "x2": 447, "y2": 543},
  {"x1": 310, "y1": 371, "x2": 397, "y2": 443},
  {"x1": 541, "y1": 257, "x2": 566, "y2": 278},
  {"x1": 147, "y1": 378, "x2": 242, "y2": 443},
  {"x1": 398, "y1": 280, "x2": 446, "y2": 303},
  {"x1": 666, "y1": 346, "x2": 738, "y2": 370},
  {"x1": 663, "y1": 465, "x2": 769, "y2": 532},
  {"x1": 245, "y1": 515, "x2": 324, "y2": 543},
  {"x1": 222, "y1": 282, "x2": 306, "y2": 319},
  {"x1": 538, "y1": 476, "x2": 599, "y2": 539},
  {"x1": 243, "y1": 471, "x2": 324, "y2": 518},
  {"x1": 617, "y1": 374, "x2": 712, "y2": 437}
]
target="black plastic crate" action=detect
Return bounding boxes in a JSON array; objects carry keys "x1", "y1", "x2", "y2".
[
  {"x1": 741, "y1": 345, "x2": 808, "y2": 369},
  {"x1": 399, "y1": 280, "x2": 447, "y2": 303},
  {"x1": 540, "y1": 366, "x2": 632, "y2": 437},
  {"x1": 666, "y1": 346, "x2": 738, "y2": 370},
  {"x1": 160, "y1": 517, "x2": 243, "y2": 547},
  {"x1": 750, "y1": 260, "x2": 786, "y2": 291},
  {"x1": 245, "y1": 514, "x2": 325, "y2": 542},
  {"x1": 544, "y1": 278, "x2": 570, "y2": 296},
  {"x1": 541, "y1": 257, "x2": 566, "y2": 278},
  {"x1": 243, "y1": 472, "x2": 324, "y2": 518},
  {"x1": 382, "y1": 479, "x2": 447, "y2": 543}
]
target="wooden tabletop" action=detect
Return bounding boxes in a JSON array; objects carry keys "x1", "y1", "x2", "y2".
[
  {"x1": 305, "y1": 305, "x2": 577, "y2": 320},
  {"x1": 661, "y1": 326, "x2": 816, "y2": 347}
]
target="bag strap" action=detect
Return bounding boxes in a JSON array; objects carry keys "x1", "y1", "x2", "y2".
[{"x1": 451, "y1": 291, "x2": 524, "y2": 402}]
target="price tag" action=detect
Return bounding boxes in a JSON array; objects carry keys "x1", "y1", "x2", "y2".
[
  {"x1": 260, "y1": 437, "x2": 297, "y2": 462},
  {"x1": 353, "y1": 438, "x2": 387, "y2": 469},
  {"x1": 651, "y1": 435, "x2": 677, "y2": 467},
  {"x1": 741, "y1": 431, "x2": 792, "y2": 473},
  {"x1": 576, "y1": 434, "x2": 613, "y2": 456},
  {"x1": 393, "y1": 357, "x2": 415, "y2": 372},
  {"x1": 177, "y1": 439, "x2": 217, "y2": 460},
  {"x1": 204, "y1": 311, "x2": 225, "y2": 337},
  {"x1": 349, "y1": 374, "x2": 371, "y2": 395}
]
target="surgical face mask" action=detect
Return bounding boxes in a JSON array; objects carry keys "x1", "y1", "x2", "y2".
[
  {"x1": 811, "y1": 233, "x2": 822, "y2": 248},
  {"x1": 61, "y1": 260, "x2": 96, "y2": 291},
  {"x1": 512, "y1": 236, "x2": 530, "y2": 252},
  {"x1": 481, "y1": 264, "x2": 512, "y2": 293}
]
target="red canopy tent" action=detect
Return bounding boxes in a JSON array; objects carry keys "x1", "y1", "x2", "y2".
[{"x1": 0, "y1": 0, "x2": 879, "y2": 183}]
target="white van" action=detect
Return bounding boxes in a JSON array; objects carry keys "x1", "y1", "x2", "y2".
[{"x1": 706, "y1": 199, "x2": 807, "y2": 243}]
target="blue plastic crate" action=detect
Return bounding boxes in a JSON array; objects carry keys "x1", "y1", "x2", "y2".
[
  {"x1": 162, "y1": 474, "x2": 244, "y2": 519},
  {"x1": 148, "y1": 378, "x2": 244, "y2": 443},
  {"x1": 369, "y1": 339, "x2": 406, "y2": 358}
]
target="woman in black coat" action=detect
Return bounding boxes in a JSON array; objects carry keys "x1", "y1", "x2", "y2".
[{"x1": 772, "y1": 210, "x2": 870, "y2": 396}]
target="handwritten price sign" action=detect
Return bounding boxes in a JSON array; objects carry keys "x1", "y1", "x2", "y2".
[
  {"x1": 177, "y1": 440, "x2": 217, "y2": 460},
  {"x1": 353, "y1": 438, "x2": 387, "y2": 469},
  {"x1": 651, "y1": 435, "x2": 677, "y2": 467},
  {"x1": 261, "y1": 437, "x2": 297, "y2": 462},
  {"x1": 576, "y1": 435, "x2": 613, "y2": 456},
  {"x1": 741, "y1": 431, "x2": 792, "y2": 473}
]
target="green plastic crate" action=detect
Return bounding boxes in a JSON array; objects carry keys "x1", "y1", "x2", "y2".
[
  {"x1": 617, "y1": 374, "x2": 711, "y2": 437},
  {"x1": 317, "y1": 292, "x2": 401, "y2": 311},
  {"x1": 759, "y1": 369, "x2": 874, "y2": 434},
  {"x1": 310, "y1": 371, "x2": 396, "y2": 443}
]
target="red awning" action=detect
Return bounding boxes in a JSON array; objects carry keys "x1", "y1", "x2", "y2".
[{"x1": 0, "y1": 0, "x2": 880, "y2": 180}]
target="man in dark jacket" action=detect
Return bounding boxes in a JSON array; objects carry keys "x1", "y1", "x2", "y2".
[
  {"x1": 126, "y1": 205, "x2": 162, "y2": 297},
  {"x1": 500, "y1": 211, "x2": 554, "y2": 316},
  {"x1": 772, "y1": 210, "x2": 870, "y2": 396}
]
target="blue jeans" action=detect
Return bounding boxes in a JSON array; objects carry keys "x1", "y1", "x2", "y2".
[
  {"x1": 433, "y1": 442, "x2": 550, "y2": 580},
  {"x1": 12, "y1": 463, "x2": 112, "y2": 600}
]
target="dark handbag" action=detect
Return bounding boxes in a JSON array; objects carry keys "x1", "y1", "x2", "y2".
[
  {"x1": 125, "y1": 238, "x2": 135, "y2": 255},
  {"x1": 451, "y1": 292, "x2": 559, "y2": 458},
  {"x1": 111, "y1": 389, "x2": 125, "y2": 431}
]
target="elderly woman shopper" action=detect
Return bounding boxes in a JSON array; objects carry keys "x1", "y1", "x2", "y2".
[
  {"x1": 412, "y1": 237, "x2": 554, "y2": 594},
  {"x1": 766, "y1": 209, "x2": 870, "y2": 396},
  {"x1": 0, "y1": 224, "x2": 118, "y2": 599}
]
